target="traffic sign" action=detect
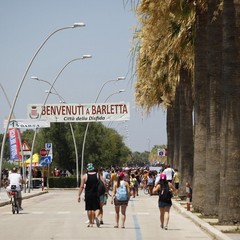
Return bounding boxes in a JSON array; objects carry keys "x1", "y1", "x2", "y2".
[
  {"x1": 40, "y1": 156, "x2": 51, "y2": 166},
  {"x1": 45, "y1": 143, "x2": 53, "y2": 158},
  {"x1": 40, "y1": 148, "x2": 48, "y2": 157},
  {"x1": 22, "y1": 141, "x2": 31, "y2": 151},
  {"x1": 158, "y1": 148, "x2": 166, "y2": 156}
]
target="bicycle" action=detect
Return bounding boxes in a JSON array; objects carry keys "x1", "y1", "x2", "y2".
[{"x1": 9, "y1": 185, "x2": 20, "y2": 214}]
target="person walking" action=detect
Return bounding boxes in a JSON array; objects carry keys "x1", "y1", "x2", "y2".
[
  {"x1": 78, "y1": 163, "x2": 101, "y2": 228},
  {"x1": 173, "y1": 169, "x2": 180, "y2": 198},
  {"x1": 163, "y1": 164, "x2": 175, "y2": 183},
  {"x1": 147, "y1": 172, "x2": 155, "y2": 196},
  {"x1": 130, "y1": 173, "x2": 137, "y2": 198},
  {"x1": 97, "y1": 168, "x2": 107, "y2": 225},
  {"x1": 153, "y1": 173, "x2": 175, "y2": 230},
  {"x1": 111, "y1": 172, "x2": 130, "y2": 228}
]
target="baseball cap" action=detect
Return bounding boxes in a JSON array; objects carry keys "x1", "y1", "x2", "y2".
[{"x1": 87, "y1": 163, "x2": 95, "y2": 171}]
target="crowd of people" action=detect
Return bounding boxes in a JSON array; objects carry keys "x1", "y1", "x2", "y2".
[
  {"x1": 78, "y1": 163, "x2": 180, "y2": 230},
  {"x1": 1, "y1": 163, "x2": 180, "y2": 229}
]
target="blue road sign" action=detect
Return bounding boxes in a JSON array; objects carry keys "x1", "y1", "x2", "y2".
[
  {"x1": 40, "y1": 156, "x2": 52, "y2": 166},
  {"x1": 46, "y1": 143, "x2": 52, "y2": 149}
]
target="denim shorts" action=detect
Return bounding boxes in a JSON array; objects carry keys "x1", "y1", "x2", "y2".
[{"x1": 158, "y1": 201, "x2": 172, "y2": 208}]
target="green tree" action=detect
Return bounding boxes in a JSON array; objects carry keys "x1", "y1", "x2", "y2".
[{"x1": 128, "y1": 151, "x2": 149, "y2": 166}]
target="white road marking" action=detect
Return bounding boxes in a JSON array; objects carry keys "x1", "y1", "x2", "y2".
[
  {"x1": 57, "y1": 211, "x2": 70, "y2": 214},
  {"x1": 108, "y1": 211, "x2": 149, "y2": 215}
]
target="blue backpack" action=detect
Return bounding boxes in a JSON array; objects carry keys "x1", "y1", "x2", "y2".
[{"x1": 116, "y1": 182, "x2": 128, "y2": 201}]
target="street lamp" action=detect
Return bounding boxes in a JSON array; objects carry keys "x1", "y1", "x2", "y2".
[
  {"x1": 104, "y1": 89, "x2": 125, "y2": 103},
  {"x1": 80, "y1": 77, "x2": 125, "y2": 177},
  {"x1": 29, "y1": 55, "x2": 91, "y2": 191},
  {"x1": 44, "y1": 89, "x2": 80, "y2": 187},
  {"x1": 0, "y1": 84, "x2": 27, "y2": 192},
  {"x1": 0, "y1": 22, "x2": 86, "y2": 188}
]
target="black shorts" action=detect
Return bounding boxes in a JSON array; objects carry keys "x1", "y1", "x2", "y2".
[
  {"x1": 85, "y1": 193, "x2": 100, "y2": 211},
  {"x1": 114, "y1": 198, "x2": 129, "y2": 206}
]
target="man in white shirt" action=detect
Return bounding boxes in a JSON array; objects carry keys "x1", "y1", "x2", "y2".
[
  {"x1": 6, "y1": 167, "x2": 23, "y2": 210},
  {"x1": 163, "y1": 164, "x2": 175, "y2": 183}
]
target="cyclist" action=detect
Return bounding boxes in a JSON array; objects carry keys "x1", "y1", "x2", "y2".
[{"x1": 6, "y1": 167, "x2": 24, "y2": 210}]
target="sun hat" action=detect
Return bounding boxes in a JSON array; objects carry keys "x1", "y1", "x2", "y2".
[
  {"x1": 87, "y1": 163, "x2": 95, "y2": 171},
  {"x1": 160, "y1": 173, "x2": 167, "y2": 180}
]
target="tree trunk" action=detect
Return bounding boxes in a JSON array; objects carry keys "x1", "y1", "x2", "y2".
[
  {"x1": 178, "y1": 67, "x2": 194, "y2": 194},
  {"x1": 167, "y1": 106, "x2": 175, "y2": 167},
  {"x1": 192, "y1": 8, "x2": 208, "y2": 213},
  {"x1": 204, "y1": 0, "x2": 222, "y2": 216},
  {"x1": 219, "y1": 0, "x2": 240, "y2": 224},
  {"x1": 173, "y1": 84, "x2": 181, "y2": 170}
]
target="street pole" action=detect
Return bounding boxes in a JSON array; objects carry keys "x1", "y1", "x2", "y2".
[
  {"x1": 45, "y1": 90, "x2": 80, "y2": 188},
  {"x1": 0, "y1": 84, "x2": 26, "y2": 192},
  {"x1": 80, "y1": 77, "x2": 125, "y2": 178},
  {"x1": 0, "y1": 22, "x2": 86, "y2": 190},
  {"x1": 0, "y1": 23, "x2": 85, "y2": 191},
  {"x1": 30, "y1": 55, "x2": 91, "y2": 190}
]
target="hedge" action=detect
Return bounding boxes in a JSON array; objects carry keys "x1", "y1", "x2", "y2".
[{"x1": 48, "y1": 177, "x2": 78, "y2": 188}]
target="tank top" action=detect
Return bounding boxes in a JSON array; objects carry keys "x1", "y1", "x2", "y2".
[{"x1": 85, "y1": 172, "x2": 98, "y2": 194}]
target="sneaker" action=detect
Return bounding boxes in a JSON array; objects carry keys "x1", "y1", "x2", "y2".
[
  {"x1": 100, "y1": 220, "x2": 103, "y2": 225},
  {"x1": 95, "y1": 217, "x2": 100, "y2": 227},
  {"x1": 19, "y1": 207, "x2": 23, "y2": 211},
  {"x1": 164, "y1": 226, "x2": 168, "y2": 230}
]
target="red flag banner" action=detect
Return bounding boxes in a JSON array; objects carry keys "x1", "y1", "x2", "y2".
[{"x1": 8, "y1": 128, "x2": 21, "y2": 160}]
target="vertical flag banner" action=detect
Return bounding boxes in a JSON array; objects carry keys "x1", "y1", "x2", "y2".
[{"x1": 8, "y1": 128, "x2": 21, "y2": 160}]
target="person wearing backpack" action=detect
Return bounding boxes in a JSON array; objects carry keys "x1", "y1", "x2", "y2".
[
  {"x1": 111, "y1": 171, "x2": 130, "y2": 228},
  {"x1": 97, "y1": 168, "x2": 108, "y2": 225},
  {"x1": 153, "y1": 173, "x2": 176, "y2": 230}
]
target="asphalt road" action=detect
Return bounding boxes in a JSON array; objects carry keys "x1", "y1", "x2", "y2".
[{"x1": 0, "y1": 189, "x2": 217, "y2": 240}]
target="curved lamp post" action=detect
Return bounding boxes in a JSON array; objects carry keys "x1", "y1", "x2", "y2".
[
  {"x1": 104, "y1": 89, "x2": 125, "y2": 103},
  {"x1": 45, "y1": 89, "x2": 80, "y2": 187},
  {"x1": 0, "y1": 83, "x2": 12, "y2": 110},
  {"x1": 29, "y1": 55, "x2": 91, "y2": 191},
  {"x1": 0, "y1": 22, "x2": 86, "y2": 188},
  {"x1": 80, "y1": 77, "x2": 125, "y2": 177},
  {"x1": 0, "y1": 84, "x2": 26, "y2": 192}
]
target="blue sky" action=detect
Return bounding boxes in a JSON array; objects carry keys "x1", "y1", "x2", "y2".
[{"x1": 0, "y1": 0, "x2": 167, "y2": 152}]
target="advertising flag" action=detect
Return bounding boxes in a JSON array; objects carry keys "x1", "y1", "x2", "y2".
[{"x1": 8, "y1": 128, "x2": 21, "y2": 160}]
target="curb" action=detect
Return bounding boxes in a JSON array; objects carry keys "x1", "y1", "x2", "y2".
[
  {"x1": 172, "y1": 200, "x2": 233, "y2": 240},
  {"x1": 0, "y1": 190, "x2": 48, "y2": 207}
]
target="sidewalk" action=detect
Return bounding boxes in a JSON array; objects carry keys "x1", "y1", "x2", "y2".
[
  {"x1": 172, "y1": 198, "x2": 240, "y2": 240},
  {"x1": 0, "y1": 187, "x2": 48, "y2": 207}
]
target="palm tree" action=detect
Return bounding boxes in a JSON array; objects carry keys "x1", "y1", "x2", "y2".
[
  {"x1": 132, "y1": 0, "x2": 195, "y2": 195},
  {"x1": 167, "y1": 106, "x2": 175, "y2": 167},
  {"x1": 178, "y1": 67, "x2": 194, "y2": 189},
  {"x1": 191, "y1": 1, "x2": 208, "y2": 213},
  {"x1": 204, "y1": 0, "x2": 222, "y2": 216},
  {"x1": 218, "y1": 0, "x2": 240, "y2": 224}
]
